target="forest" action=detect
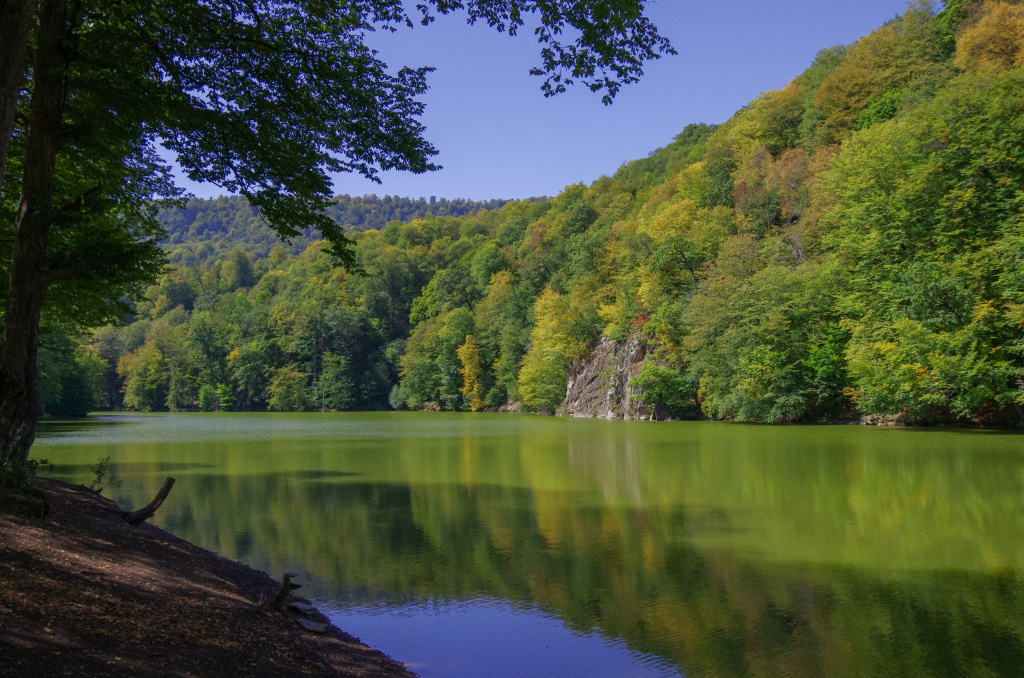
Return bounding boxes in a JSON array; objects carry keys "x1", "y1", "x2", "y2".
[
  {"x1": 39, "y1": 0, "x2": 1024, "y2": 427},
  {"x1": 158, "y1": 194, "x2": 512, "y2": 267}
]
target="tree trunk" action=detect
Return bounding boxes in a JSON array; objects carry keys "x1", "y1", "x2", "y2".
[
  {"x1": 0, "y1": 0, "x2": 34, "y2": 199},
  {"x1": 0, "y1": 0, "x2": 68, "y2": 466}
]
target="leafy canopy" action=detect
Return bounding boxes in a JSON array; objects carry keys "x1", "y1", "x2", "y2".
[{"x1": 79, "y1": 0, "x2": 673, "y2": 267}]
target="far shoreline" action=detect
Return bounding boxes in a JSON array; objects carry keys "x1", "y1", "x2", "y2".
[{"x1": 38, "y1": 409, "x2": 1024, "y2": 433}]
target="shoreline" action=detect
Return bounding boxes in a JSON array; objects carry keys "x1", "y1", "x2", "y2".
[
  {"x1": 55, "y1": 409, "x2": 1024, "y2": 431},
  {"x1": 0, "y1": 478, "x2": 417, "y2": 677}
]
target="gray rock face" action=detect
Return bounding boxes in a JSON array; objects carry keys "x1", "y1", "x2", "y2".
[{"x1": 562, "y1": 333, "x2": 654, "y2": 420}]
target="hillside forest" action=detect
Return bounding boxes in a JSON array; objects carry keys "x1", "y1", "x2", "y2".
[{"x1": 39, "y1": 1, "x2": 1024, "y2": 427}]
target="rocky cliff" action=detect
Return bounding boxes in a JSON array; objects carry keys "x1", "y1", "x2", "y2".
[{"x1": 562, "y1": 333, "x2": 660, "y2": 419}]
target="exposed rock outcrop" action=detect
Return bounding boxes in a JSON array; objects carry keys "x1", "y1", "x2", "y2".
[{"x1": 562, "y1": 333, "x2": 658, "y2": 420}]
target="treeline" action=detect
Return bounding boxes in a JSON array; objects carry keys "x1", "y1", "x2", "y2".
[
  {"x1": 158, "y1": 194, "x2": 512, "y2": 267},
  {"x1": 44, "y1": 1, "x2": 1024, "y2": 425}
]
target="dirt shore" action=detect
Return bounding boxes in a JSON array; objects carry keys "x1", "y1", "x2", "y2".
[{"x1": 0, "y1": 478, "x2": 417, "y2": 677}]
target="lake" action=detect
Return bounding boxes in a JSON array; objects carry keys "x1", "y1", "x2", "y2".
[{"x1": 36, "y1": 412, "x2": 1024, "y2": 677}]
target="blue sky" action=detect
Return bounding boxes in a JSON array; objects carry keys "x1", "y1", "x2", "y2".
[{"x1": 177, "y1": 0, "x2": 912, "y2": 202}]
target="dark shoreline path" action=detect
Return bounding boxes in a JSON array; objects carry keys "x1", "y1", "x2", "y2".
[{"x1": 0, "y1": 478, "x2": 417, "y2": 677}]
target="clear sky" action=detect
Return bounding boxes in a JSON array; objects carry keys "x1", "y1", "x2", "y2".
[{"x1": 176, "y1": 0, "x2": 912, "y2": 202}]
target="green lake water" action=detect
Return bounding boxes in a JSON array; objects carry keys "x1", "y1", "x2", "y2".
[{"x1": 35, "y1": 413, "x2": 1024, "y2": 677}]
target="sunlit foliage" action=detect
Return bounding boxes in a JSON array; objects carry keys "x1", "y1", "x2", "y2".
[{"x1": 63, "y1": 2, "x2": 1023, "y2": 426}]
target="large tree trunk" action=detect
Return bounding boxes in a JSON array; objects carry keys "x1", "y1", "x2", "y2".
[
  {"x1": 0, "y1": 0, "x2": 68, "y2": 466},
  {"x1": 0, "y1": 0, "x2": 34, "y2": 198}
]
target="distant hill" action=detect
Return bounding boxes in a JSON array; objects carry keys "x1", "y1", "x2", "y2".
[{"x1": 158, "y1": 194, "x2": 513, "y2": 266}]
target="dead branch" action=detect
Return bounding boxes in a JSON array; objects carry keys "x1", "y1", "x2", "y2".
[
  {"x1": 121, "y1": 477, "x2": 175, "y2": 526},
  {"x1": 257, "y1": 572, "x2": 299, "y2": 613}
]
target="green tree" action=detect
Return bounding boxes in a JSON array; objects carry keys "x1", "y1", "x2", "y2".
[
  {"x1": 37, "y1": 330, "x2": 105, "y2": 416},
  {"x1": 470, "y1": 243, "x2": 504, "y2": 292},
  {"x1": 518, "y1": 349, "x2": 568, "y2": 412},
  {"x1": 198, "y1": 384, "x2": 218, "y2": 412},
  {"x1": 216, "y1": 383, "x2": 236, "y2": 412},
  {"x1": 267, "y1": 365, "x2": 311, "y2": 412},
  {"x1": 823, "y1": 68, "x2": 1024, "y2": 423},
  {"x1": 316, "y1": 351, "x2": 355, "y2": 412},
  {"x1": 220, "y1": 247, "x2": 256, "y2": 291},
  {"x1": 227, "y1": 341, "x2": 273, "y2": 410},
  {"x1": 628, "y1": 363, "x2": 698, "y2": 419},
  {"x1": 118, "y1": 344, "x2": 167, "y2": 411}
]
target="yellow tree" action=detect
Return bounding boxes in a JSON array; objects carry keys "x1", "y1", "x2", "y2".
[
  {"x1": 954, "y1": 1, "x2": 1024, "y2": 73},
  {"x1": 457, "y1": 335, "x2": 485, "y2": 412},
  {"x1": 517, "y1": 286, "x2": 597, "y2": 412}
]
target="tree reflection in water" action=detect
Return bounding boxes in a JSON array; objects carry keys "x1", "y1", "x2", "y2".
[{"x1": 38, "y1": 414, "x2": 1024, "y2": 677}]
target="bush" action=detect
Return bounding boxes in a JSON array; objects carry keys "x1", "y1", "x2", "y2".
[
  {"x1": 388, "y1": 384, "x2": 411, "y2": 410},
  {"x1": 87, "y1": 455, "x2": 123, "y2": 494},
  {"x1": 629, "y1": 363, "x2": 699, "y2": 419},
  {"x1": 0, "y1": 458, "x2": 51, "y2": 490}
]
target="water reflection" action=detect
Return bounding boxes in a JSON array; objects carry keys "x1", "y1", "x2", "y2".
[
  {"x1": 36, "y1": 416, "x2": 130, "y2": 437},
  {"x1": 37, "y1": 414, "x2": 1024, "y2": 677}
]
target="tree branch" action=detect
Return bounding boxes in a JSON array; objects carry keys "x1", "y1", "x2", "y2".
[
  {"x1": 121, "y1": 477, "x2": 175, "y2": 526},
  {"x1": 59, "y1": 184, "x2": 103, "y2": 214}
]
